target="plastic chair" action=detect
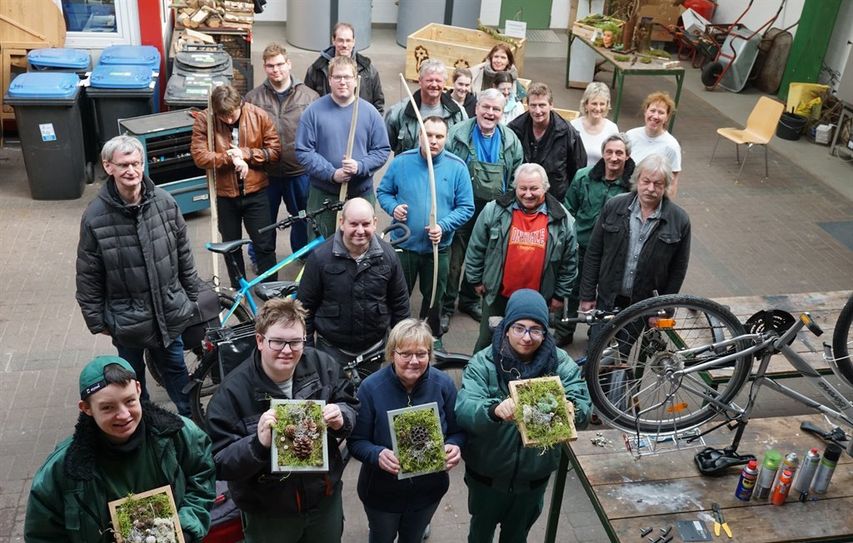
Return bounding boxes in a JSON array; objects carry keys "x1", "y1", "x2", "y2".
[{"x1": 709, "y1": 96, "x2": 784, "y2": 181}]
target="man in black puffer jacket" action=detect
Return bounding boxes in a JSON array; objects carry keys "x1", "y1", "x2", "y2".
[{"x1": 76, "y1": 135, "x2": 199, "y2": 416}]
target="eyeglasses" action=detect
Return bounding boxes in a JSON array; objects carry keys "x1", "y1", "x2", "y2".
[
  {"x1": 111, "y1": 161, "x2": 143, "y2": 171},
  {"x1": 508, "y1": 324, "x2": 546, "y2": 340},
  {"x1": 394, "y1": 350, "x2": 430, "y2": 362},
  {"x1": 330, "y1": 74, "x2": 354, "y2": 82},
  {"x1": 263, "y1": 336, "x2": 306, "y2": 351}
]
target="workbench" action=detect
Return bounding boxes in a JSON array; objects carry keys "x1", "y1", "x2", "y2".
[
  {"x1": 545, "y1": 413, "x2": 853, "y2": 542},
  {"x1": 564, "y1": 33, "x2": 685, "y2": 133}
]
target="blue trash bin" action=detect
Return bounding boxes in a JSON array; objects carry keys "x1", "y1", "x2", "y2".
[
  {"x1": 87, "y1": 64, "x2": 156, "y2": 148},
  {"x1": 98, "y1": 45, "x2": 161, "y2": 111},
  {"x1": 4, "y1": 72, "x2": 86, "y2": 200}
]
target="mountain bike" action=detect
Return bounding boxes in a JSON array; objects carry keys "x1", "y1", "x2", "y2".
[{"x1": 582, "y1": 293, "x2": 853, "y2": 473}]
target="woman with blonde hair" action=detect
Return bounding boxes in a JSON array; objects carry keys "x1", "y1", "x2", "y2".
[{"x1": 571, "y1": 81, "x2": 620, "y2": 167}]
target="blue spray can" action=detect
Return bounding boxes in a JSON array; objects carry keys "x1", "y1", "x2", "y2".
[{"x1": 735, "y1": 459, "x2": 759, "y2": 501}]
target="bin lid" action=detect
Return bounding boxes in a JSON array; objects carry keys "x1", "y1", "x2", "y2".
[
  {"x1": 175, "y1": 50, "x2": 232, "y2": 70},
  {"x1": 165, "y1": 73, "x2": 229, "y2": 104},
  {"x1": 5, "y1": 72, "x2": 81, "y2": 100},
  {"x1": 98, "y1": 45, "x2": 161, "y2": 71},
  {"x1": 90, "y1": 64, "x2": 153, "y2": 89},
  {"x1": 28, "y1": 48, "x2": 91, "y2": 70}
]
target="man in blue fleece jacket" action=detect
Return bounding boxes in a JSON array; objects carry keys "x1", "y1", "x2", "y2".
[
  {"x1": 377, "y1": 116, "x2": 474, "y2": 342},
  {"x1": 295, "y1": 55, "x2": 390, "y2": 238}
]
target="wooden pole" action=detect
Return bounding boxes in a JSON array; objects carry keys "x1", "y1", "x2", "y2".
[
  {"x1": 206, "y1": 87, "x2": 221, "y2": 285},
  {"x1": 337, "y1": 75, "x2": 361, "y2": 224}
]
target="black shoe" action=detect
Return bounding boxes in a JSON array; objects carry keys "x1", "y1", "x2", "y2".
[
  {"x1": 440, "y1": 313, "x2": 451, "y2": 334},
  {"x1": 459, "y1": 303, "x2": 482, "y2": 322}
]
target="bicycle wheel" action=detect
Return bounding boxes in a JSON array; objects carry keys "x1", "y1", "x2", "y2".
[
  {"x1": 831, "y1": 294, "x2": 853, "y2": 386},
  {"x1": 585, "y1": 294, "x2": 751, "y2": 435},
  {"x1": 434, "y1": 352, "x2": 471, "y2": 390}
]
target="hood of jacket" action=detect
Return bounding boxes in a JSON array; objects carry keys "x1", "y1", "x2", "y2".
[
  {"x1": 98, "y1": 175, "x2": 158, "y2": 215},
  {"x1": 403, "y1": 88, "x2": 461, "y2": 119},
  {"x1": 589, "y1": 156, "x2": 636, "y2": 190}
]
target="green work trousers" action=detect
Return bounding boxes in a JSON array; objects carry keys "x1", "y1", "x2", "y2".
[
  {"x1": 241, "y1": 483, "x2": 343, "y2": 543},
  {"x1": 306, "y1": 185, "x2": 376, "y2": 241},
  {"x1": 399, "y1": 248, "x2": 449, "y2": 338},
  {"x1": 465, "y1": 472, "x2": 548, "y2": 543}
]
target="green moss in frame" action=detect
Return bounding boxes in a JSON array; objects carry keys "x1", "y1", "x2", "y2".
[
  {"x1": 388, "y1": 402, "x2": 446, "y2": 479},
  {"x1": 271, "y1": 399, "x2": 329, "y2": 472},
  {"x1": 509, "y1": 376, "x2": 577, "y2": 449},
  {"x1": 108, "y1": 485, "x2": 184, "y2": 543}
]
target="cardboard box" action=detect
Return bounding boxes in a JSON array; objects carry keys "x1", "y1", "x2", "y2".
[
  {"x1": 681, "y1": 8, "x2": 711, "y2": 36},
  {"x1": 404, "y1": 23, "x2": 526, "y2": 82},
  {"x1": 637, "y1": 2, "x2": 684, "y2": 42}
]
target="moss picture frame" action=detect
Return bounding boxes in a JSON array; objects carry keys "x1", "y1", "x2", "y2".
[
  {"x1": 387, "y1": 402, "x2": 446, "y2": 480},
  {"x1": 107, "y1": 485, "x2": 184, "y2": 543},
  {"x1": 508, "y1": 376, "x2": 577, "y2": 448},
  {"x1": 270, "y1": 399, "x2": 329, "y2": 473}
]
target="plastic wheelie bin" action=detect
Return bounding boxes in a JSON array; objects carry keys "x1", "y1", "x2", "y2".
[
  {"x1": 4, "y1": 72, "x2": 87, "y2": 200},
  {"x1": 164, "y1": 73, "x2": 230, "y2": 109},
  {"x1": 98, "y1": 45, "x2": 162, "y2": 111},
  {"x1": 27, "y1": 48, "x2": 97, "y2": 183},
  {"x1": 87, "y1": 64, "x2": 156, "y2": 148}
]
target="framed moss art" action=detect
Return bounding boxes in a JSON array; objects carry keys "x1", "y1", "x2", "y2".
[
  {"x1": 387, "y1": 402, "x2": 446, "y2": 479},
  {"x1": 509, "y1": 376, "x2": 577, "y2": 448},
  {"x1": 107, "y1": 485, "x2": 184, "y2": 543},
  {"x1": 271, "y1": 399, "x2": 329, "y2": 473}
]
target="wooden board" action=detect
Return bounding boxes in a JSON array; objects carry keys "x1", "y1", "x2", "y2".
[
  {"x1": 107, "y1": 485, "x2": 185, "y2": 543},
  {"x1": 0, "y1": 0, "x2": 65, "y2": 46},
  {"x1": 404, "y1": 23, "x2": 526, "y2": 82}
]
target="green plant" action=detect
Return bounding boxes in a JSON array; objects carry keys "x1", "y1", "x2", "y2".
[
  {"x1": 273, "y1": 401, "x2": 326, "y2": 469},
  {"x1": 392, "y1": 407, "x2": 445, "y2": 475},
  {"x1": 115, "y1": 492, "x2": 177, "y2": 543},
  {"x1": 513, "y1": 378, "x2": 574, "y2": 449}
]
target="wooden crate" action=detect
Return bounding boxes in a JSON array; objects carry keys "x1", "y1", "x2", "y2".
[{"x1": 405, "y1": 23, "x2": 526, "y2": 82}]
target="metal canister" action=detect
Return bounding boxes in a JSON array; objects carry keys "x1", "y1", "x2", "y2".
[
  {"x1": 810, "y1": 444, "x2": 842, "y2": 495},
  {"x1": 770, "y1": 468, "x2": 794, "y2": 505},
  {"x1": 792, "y1": 448, "x2": 821, "y2": 500},
  {"x1": 734, "y1": 459, "x2": 759, "y2": 501},
  {"x1": 772, "y1": 452, "x2": 799, "y2": 491},
  {"x1": 754, "y1": 449, "x2": 781, "y2": 500}
]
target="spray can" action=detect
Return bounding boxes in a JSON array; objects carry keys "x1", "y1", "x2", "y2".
[
  {"x1": 792, "y1": 448, "x2": 821, "y2": 501},
  {"x1": 772, "y1": 452, "x2": 799, "y2": 490},
  {"x1": 753, "y1": 449, "x2": 781, "y2": 500},
  {"x1": 770, "y1": 468, "x2": 794, "y2": 505},
  {"x1": 810, "y1": 444, "x2": 842, "y2": 495},
  {"x1": 734, "y1": 459, "x2": 759, "y2": 501}
]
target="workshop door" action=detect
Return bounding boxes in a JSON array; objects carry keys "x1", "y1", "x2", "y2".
[{"x1": 500, "y1": 0, "x2": 552, "y2": 30}]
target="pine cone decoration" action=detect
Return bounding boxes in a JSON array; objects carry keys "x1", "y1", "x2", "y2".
[
  {"x1": 409, "y1": 425, "x2": 429, "y2": 447},
  {"x1": 284, "y1": 424, "x2": 297, "y2": 439},
  {"x1": 292, "y1": 434, "x2": 313, "y2": 459}
]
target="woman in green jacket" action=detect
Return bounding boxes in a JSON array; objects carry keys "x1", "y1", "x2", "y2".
[{"x1": 455, "y1": 289, "x2": 591, "y2": 543}]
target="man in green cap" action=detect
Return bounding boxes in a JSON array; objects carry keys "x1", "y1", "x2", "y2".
[{"x1": 24, "y1": 355, "x2": 216, "y2": 542}]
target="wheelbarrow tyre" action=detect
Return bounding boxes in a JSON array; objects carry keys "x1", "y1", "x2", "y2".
[{"x1": 701, "y1": 61, "x2": 723, "y2": 89}]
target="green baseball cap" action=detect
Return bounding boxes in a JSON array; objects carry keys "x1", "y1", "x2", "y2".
[{"x1": 79, "y1": 355, "x2": 136, "y2": 400}]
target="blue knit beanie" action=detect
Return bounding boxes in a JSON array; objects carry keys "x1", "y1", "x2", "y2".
[{"x1": 503, "y1": 289, "x2": 549, "y2": 332}]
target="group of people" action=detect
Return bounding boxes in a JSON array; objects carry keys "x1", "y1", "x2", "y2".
[{"x1": 26, "y1": 19, "x2": 696, "y2": 543}]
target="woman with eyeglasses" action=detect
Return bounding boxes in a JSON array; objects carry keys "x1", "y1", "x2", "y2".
[
  {"x1": 455, "y1": 289, "x2": 591, "y2": 543},
  {"x1": 348, "y1": 318, "x2": 465, "y2": 543}
]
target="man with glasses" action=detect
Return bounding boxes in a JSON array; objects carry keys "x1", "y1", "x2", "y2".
[
  {"x1": 245, "y1": 42, "x2": 319, "y2": 253},
  {"x1": 465, "y1": 163, "x2": 578, "y2": 352},
  {"x1": 296, "y1": 55, "x2": 390, "y2": 239},
  {"x1": 297, "y1": 198, "x2": 410, "y2": 370},
  {"x1": 191, "y1": 84, "x2": 281, "y2": 288},
  {"x1": 76, "y1": 135, "x2": 200, "y2": 416},
  {"x1": 304, "y1": 22, "x2": 385, "y2": 114},
  {"x1": 206, "y1": 297, "x2": 359, "y2": 543},
  {"x1": 455, "y1": 289, "x2": 590, "y2": 543}
]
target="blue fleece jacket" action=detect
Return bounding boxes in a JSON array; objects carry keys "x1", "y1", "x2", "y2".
[
  {"x1": 347, "y1": 364, "x2": 466, "y2": 513},
  {"x1": 377, "y1": 148, "x2": 474, "y2": 254},
  {"x1": 295, "y1": 94, "x2": 391, "y2": 196}
]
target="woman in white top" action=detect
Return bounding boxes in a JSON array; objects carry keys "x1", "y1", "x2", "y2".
[
  {"x1": 571, "y1": 82, "x2": 620, "y2": 168},
  {"x1": 625, "y1": 91, "x2": 682, "y2": 197},
  {"x1": 493, "y1": 71, "x2": 525, "y2": 125}
]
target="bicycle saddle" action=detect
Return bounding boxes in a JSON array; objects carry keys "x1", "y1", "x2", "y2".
[
  {"x1": 254, "y1": 281, "x2": 298, "y2": 301},
  {"x1": 206, "y1": 239, "x2": 251, "y2": 255},
  {"x1": 694, "y1": 447, "x2": 756, "y2": 476}
]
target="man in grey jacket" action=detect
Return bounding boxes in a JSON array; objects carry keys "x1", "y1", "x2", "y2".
[{"x1": 76, "y1": 135, "x2": 200, "y2": 416}]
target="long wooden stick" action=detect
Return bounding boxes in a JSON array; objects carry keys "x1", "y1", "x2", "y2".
[
  {"x1": 337, "y1": 75, "x2": 361, "y2": 224},
  {"x1": 206, "y1": 87, "x2": 220, "y2": 284},
  {"x1": 397, "y1": 74, "x2": 439, "y2": 309}
]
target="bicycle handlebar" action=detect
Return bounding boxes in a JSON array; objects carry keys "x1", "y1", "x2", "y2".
[
  {"x1": 258, "y1": 200, "x2": 345, "y2": 234},
  {"x1": 560, "y1": 308, "x2": 618, "y2": 324}
]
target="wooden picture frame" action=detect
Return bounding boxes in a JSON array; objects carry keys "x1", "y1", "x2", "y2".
[
  {"x1": 270, "y1": 399, "x2": 329, "y2": 473},
  {"x1": 508, "y1": 376, "x2": 577, "y2": 447},
  {"x1": 388, "y1": 402, "x2": 446, "y2": 480},
  {"x1": 107, "y1": 485, "x2": 184, "y2": 543}
]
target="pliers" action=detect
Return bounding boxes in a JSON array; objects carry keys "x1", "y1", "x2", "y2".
[{"x1": 712, "y1": 502, "x2": 733, "y2": 538}]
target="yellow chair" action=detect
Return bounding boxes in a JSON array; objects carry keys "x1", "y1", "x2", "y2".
[{"x1": 710, "y1": 96, "x2": 785, "y2": 181}]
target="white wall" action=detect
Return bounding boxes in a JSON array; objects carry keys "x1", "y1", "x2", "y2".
[
  {"x1": 823, "y1": 0, "x2": 853, "y2": 91},
  {"x1": 713, "y1": 0, "x2": 805, "y2": 37}
]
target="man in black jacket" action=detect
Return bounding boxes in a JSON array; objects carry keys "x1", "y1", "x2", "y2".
[
  {"x1": 303, "y1": 22, "x2": 385, "y2": 114},
  {"x1": 206, "y1": 297, "x2": 359, "y2": 543},
  {"x1": 297, "y1": 198, "x2": 410, "y2": 370},
  {"x1": 76, "y1": 135, "x2": 199, "y2": 416},
  {"x1": 580, "y1": 153, "x2": 691, "y2": 315},
  {"x1": 508, "y1": 82, "x2": 587, "y2": 202}
]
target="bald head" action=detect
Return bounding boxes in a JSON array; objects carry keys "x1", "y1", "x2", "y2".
[
  {"x1": 341, "y1": 197, "x2": 375, "y2": 222},
  {"x1": 339, "y1": 198, "x2": 377, "y2": 256}
]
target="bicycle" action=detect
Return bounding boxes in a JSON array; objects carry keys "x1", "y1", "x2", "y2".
[{"x1": 581, "y1": 293, "x2": 853, "y2": 473}]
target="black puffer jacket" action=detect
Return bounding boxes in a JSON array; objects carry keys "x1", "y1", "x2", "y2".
[
  {"x1": 76, "y1": 177, "x2": 199, "y2": 348},
  {"x1": 303, "y1": 46, "x2": 385, "y2": 114},
  {"x1": 297, "y1": 231, "x2": 410, "y2": 352},
  {"x1": 508, "y1": 111, "x2": 587, "y2": 202},
  {"x1": 206, "y1": 348, "x2": 359, "y2": 515}
]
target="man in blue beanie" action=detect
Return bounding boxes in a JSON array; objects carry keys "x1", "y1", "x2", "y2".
[
  {"x1": 455, "y1": 289, "x2": 591, "y2": 543},
  {"x1": 25, "y1": 355, "x2": 216, "y2": 542}
]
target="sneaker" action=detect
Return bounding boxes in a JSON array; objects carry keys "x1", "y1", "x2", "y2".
[
  {"x1": 433, "y1": 337, "x2": 446, "y2": 353},
  {"x1": 439, "y1": 313, "x2": 451, "y2": 334},
  {"x1": 459, "y1": 303, "x2": 482, "y2": 322}
]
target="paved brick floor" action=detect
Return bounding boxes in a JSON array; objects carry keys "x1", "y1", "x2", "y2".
[{"x1": 0, "y1": 27, "x2": 850, "y2": 543}]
